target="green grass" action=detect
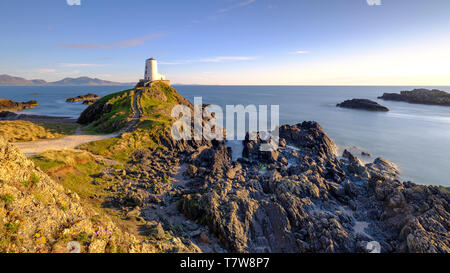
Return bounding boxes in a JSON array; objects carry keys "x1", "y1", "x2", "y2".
[
  {"x1": 79, "y1": 83, "x2": 179, "y2": 162},
  {"x1": 30, "y1": 150, "x2": 122, "y2": 209},
  {"x1": 86, "y1": 89, "x2": 135, "y2": 134},
  {"x1": 439, "y1": 186, "x2": 450, "y2": 194},
  {"x1": 30, "y1": 172, "x2": 40, "y2": 184},
  {"x1": 4, "y1": 223, "x2": 19, "y2": 233},
  {"x1": 259, "y1": 163, "x2": 268, "y2": 171},
  {"x1": 0, "y1": 120, "x2": 77, "y2": 142},
  {"x1": 31, "y1": 150, "x2": 97, "y2": 171},
  {"x1": 0, "y1": 194, "x2": 15, "y2": 205},
  {"x1": 20, "y1": 172, "x2": 40, "y2": 187}
]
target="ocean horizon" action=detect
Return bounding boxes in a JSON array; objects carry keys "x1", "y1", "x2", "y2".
[{"x1": 1, "y1": 84, "x2": 449, "y2": 187}]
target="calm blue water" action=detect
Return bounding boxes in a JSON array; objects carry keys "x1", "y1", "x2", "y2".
[
  {"x1": 0, "y1": 86, "x2": 133, "y2": 118},
  {"x1": 0, "y1": 85, "x2": 449, "y2": 186},
  {"x1": 175, "y1": 85, "x2": 450, "y2": 187}
]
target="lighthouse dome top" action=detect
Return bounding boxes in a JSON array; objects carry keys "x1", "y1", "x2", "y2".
[{"x1": 147, "y1": 57, "x2": 155, "y2": 61}]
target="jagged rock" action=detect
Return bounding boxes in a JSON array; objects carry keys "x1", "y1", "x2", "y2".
[
  {"x1": 243, "y1": 132, "x2": 280, "y2": 163},
  {"x1": 379, "y1": 89, "x2": 450, "y2": 106},
  {"x1": 0, "y1": 99, "x2": 38, "y2": 112},
  {"x1": 342, "y1": 150, "x2": 366, "y2": 176},
  {"x1": 366, "y1": 157, "x2": 399, "y2": 178},
  {"x1": 337, "y1": 99, "x2": 389, "y2": 112},
  {"x1": 199, "y1": 232, "x2": 211, "y2": 244},
  {"x1": 66, "y1": 93, "x2": 99, "y2": 103},
  {"x1": 178, "y1": 122, "x2": 449, "y2": 253},
  {"x1": 279, "y1": 122, "x2": 337, "y2": 158},
  {"x1": 368, "y1": 175, "x2": 450, "y2": 253},
  {"x1": 149, "y1": 223, "x2": 165, "y2": 240},
  {"x1": 187, "y1": 164, "x2": 198, "y2": 177}
]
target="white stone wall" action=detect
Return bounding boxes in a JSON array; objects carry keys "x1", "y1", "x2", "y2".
[{"x1": 145, "y1": 58, "x2": 165, "y2": 81}]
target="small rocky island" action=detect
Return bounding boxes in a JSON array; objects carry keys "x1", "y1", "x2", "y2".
[
  {"x1": 378, "y1": 88, "x2": 450, "y2": 106},
  {"x1": 66, "y1": 93, "x2": 100, "y2": 104},
  {"x1": 0, "y1": 99, "x2": 38, "y2": 112},
  {"x1": 337, "y1": 99, "x2": 389, "y2": 112}
]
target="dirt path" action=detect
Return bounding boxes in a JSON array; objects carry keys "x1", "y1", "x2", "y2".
[
  {"x1": 121, "y1": 89, "x2": 142, "y2": 133},
  {"x1": 13, "y1": 90, "x2": 143, "y2": 156},
  {"x1": 12, "y1": 130, "x2": 119, "y2": 156}
]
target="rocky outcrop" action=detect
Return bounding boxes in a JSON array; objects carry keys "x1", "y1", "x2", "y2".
[
  {"x1": 337, "y1": 99, "x2": 389, "y2": 112},
  {"x1": 77, "y1": 98, "x2": 113, "y2": 125},
  {"x1": 175, "y1": 122, "x2": 449, "y2": 253},
  {"x1": 66, "y1": 93, "x2": 100, "y2": 103},
  {"x1": 378, "y1": 89, "x2": 450, "y2": 106},
  {"x1": 368, "y1": 176, "x2": 449, "y2": 253},
  {"x1": 0, "y1": 99, "x2": 38, "y2": 112},
  {"x1": 0, "y1": 137, "x2": 200, "y2": 253}
]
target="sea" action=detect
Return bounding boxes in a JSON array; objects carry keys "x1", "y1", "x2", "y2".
[{"x1": 1, "y1": 85, "x2": 449, "y2": 187}]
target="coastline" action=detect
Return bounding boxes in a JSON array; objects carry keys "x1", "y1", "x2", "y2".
[{"x1": 0, "y1": 86, "x2": 448, "y2": 254}]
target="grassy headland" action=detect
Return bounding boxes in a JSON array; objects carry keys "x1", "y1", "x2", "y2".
[
  {"x1": 79, "y1": 89, "x2": 135, "y2": 134},
  {"x1": 79, "y1": 82, "x2": 189, "y2": 162}
]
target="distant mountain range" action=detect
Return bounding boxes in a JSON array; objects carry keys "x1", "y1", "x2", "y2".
[{"x1": 0, "y1": 74, "x2": 133, "y2": 86}]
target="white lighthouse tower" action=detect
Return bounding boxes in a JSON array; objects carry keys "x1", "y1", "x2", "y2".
[
  {"x1": 137, "y1": 57, "x2": 170, "y2": 87},
  {"x1": 144, "y1": 58, "x2": 165, "y2": 81}
]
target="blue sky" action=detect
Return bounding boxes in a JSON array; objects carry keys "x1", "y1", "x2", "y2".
[{"x1": 1, "y1": 0, "x2": 450, "y2": 85}]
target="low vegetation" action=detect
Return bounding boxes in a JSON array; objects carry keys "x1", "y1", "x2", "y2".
[
  {"x1": 31, "y1": 150, "x2": 115, "y2": 207},
  {"x1": 79, "y1": 83, "x2": 186, "y2": 162},
  {"x1": 0, "y1": 120, "x2": 77, "y2": 142},
  {"x1": 80, "y1": 89, "x2": 135, "y2": 134}
]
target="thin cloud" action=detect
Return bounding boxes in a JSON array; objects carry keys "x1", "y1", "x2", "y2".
[
  {"x1": 160, "y1": 56, "x2": 257, "y2": 65},
  {"x1": 159, "y1": 62, "x2": 185, "y2": 65},
  {"x1": 35, "y1": 68, "x2": 56, "y2": 73},
  {"x1": 292, "y1": 50, "x2": 309, "y2": 54},
  {"x1": 218, "y1": 0, "x2": 257, "y2": 13},
  {"x1": 198, "y1": 56, "x2": 257, "y2": 62},
  {"x1": 113, "y1": 34, "x2": 163, "y2": 48},
  {"x1": 59, "y1": 43, "x2": 109, "y2": 49},
  {"x1": 59, "y1": 63, "x2": 105, "y2": 67},
  {"x1": 60, "y1": 34, "x2": 164, "y2": 49}
]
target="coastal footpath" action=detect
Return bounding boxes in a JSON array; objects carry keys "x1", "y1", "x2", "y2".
[{"x1": 0, "y1": 83, "x2": 449, "y2": 253}]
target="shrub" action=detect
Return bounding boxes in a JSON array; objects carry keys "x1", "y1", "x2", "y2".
[
  {"x1": 30, "y1": 172, "x2": 40, "y2": 185},
  {"x1": 0, "y1": 194, "x2": 15, "y2": 205},
  {"x1": 5, "y1": 223, "x2": 19, "y2": 233}
]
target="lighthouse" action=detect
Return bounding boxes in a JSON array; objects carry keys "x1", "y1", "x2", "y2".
[
  {"x1": 137, "y1": 57, "x2": 170, "y2": 87},
  {"x1": 144, "y1": 58, "x2": 165, "y2": 81}
]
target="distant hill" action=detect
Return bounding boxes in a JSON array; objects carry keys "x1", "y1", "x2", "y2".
[
  {"x1": 0, "y1": 74, "x2": 131, "y2": 86},
  {"x1": 50, "y1": 76, "x2": 125, "y2": 86},
  {"x1": 0, "y1": 74, "x2": 48, "y2": 85}
]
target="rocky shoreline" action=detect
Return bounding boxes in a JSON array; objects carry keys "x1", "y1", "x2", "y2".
[
  {"x1": 379, "y1": 88, "x2": 450, "y2": 106},
  {"x1": 0, "y1": 111, "x2": 76, "y2": 124},
  {"x1": 1, "y1": 85, "x2": 448, "y2": 253},
  {"x1": 337, "y1": 99, "x2": 389, "y2": 112},
  {"x1": 95, "y1": 121, "x2": 449, "y2": 253},
  {"x1": 0, "y1": 99, "x2": 38, "y2": 112},
  {"x1": 66, "y1": 93, "x2": 100, "y2": 104}
]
